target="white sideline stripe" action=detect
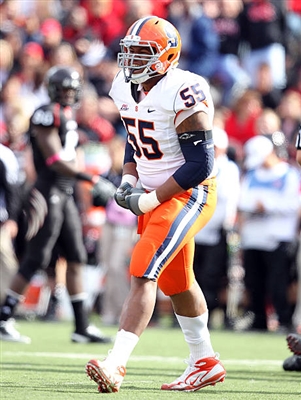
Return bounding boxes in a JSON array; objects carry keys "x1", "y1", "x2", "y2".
[{"x1": 2, "y1": 351, "x2": 283, "y2": 366}]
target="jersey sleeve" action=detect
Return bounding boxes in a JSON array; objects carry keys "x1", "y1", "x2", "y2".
[
  {"x1": 30, "y1": 104, "x2": 56, "y2": 128},
  {"x1": 159, "y1": 70, "x2": 214, "y2": 124}
]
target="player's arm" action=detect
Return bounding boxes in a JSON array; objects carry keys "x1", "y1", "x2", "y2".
[
  {"x1": 156, "y1": 110, "x2": 213, "y2": 203},
  {"x1": 34, "y1": 125, "x2": 98, "y2": 183},
  {"x1": 125, "y1": 111, "x2": 214, "y2": 215},
  {"x1": 115, "y1": 140, "x2": 139, "y2": 209}
]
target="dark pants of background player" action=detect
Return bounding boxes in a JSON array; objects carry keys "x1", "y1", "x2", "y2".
[
  {"x1": 243, "y1": 242, "x2": 294, "y2": 330},
  {"x1": 193, "y1": 230, "x2": 229, "y2": 322},
  {"x1": 18, "y1": 184, "x2": 87, "y2": 282}
]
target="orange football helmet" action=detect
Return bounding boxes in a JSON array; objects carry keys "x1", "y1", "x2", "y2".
[{"x1": 118, "y1": 16, "x2": 181, "y2": 84}]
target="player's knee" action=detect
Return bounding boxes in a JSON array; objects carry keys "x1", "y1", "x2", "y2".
[{"x1": 158, "y1": 278, "x2": 193, "y2": 297}]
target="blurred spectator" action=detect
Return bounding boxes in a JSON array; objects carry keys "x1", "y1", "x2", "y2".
[
  {"x1": 288, "y1": 64, "x2": 301, "y2": 97},
  {"x1": 62, "y1": 4, "x2": 91, "y2": 47},
  {"x1": 61, "y1": 4, "x2": 102, "y2": 65},
  {"x1": 124, "y1": 0, "x2": 153, "y2": 28},
  {"x1": 239, "y1": 0, "x2": 288, "y2": 90},
  {"x1": 85, "y1": 55, "x2": 126, "y2": 137},
  {"x1": 39, "y1": 18, "x2": 63, "y2": 62},
  {"x1": 1, "y1": 27, "x2": 24, "y2": 73},
  {"x1": 0, "y1": 143, "x2": 21, "y2": 303},
  {"x1": 0, "y1": 75, "x2": 37, "y2": 187},
  {"x1": 211, "y1": 0, "x2": 251, "y2": 107},
  {"x1": 255, "y1": 107, "x2": 282, "y2": 136},
  {"x1": 224, "y1": 89, "x2": 263, "y2": 165},
  {"x1": 253, "y1": 62, "x2": 282, "y2": 109},
  {"x1": 48, "y1": 42, "x2": 78, "y2": 69},
  {"x1": 167, "y1": 0, "x2": 219, "y2": 81},
  {"x1": 75, "y1": 86, "x2": 116, "y2": 264},
  {"x1": 0, "y1": 75, "x2": 23, "y2": 140},
  {"x1": 285, "y1": 0, "x2": 301, "y2": 90},
  {"x1": 255, "y1": 108, "x2": 288, "y2": 161},
  {"x1": 21, "y1": 12, "x2": 42, "y2": 44},
  {"x1": 287, "y1": 0, "x2": 301, "y2": 36},
  {"x1": 0, "y1": 0, "x2": 21, "y2": 38},
  {"x1": 11, "y1": 41, "x2": 49, "y2": 109},
  {"x1": 76, "y1": 88, "x2": 116, "y2": 145},
  {"x1": 277, "y1": 89, "x2": 301, "y2": 163},
  {"x1": 193, "y1": 127, "x2": 240, "y2": 327},
  {"x1": 100, "y1": 136, "x2": 137, "y2": 325},
  {"x1": 0, "y1": 39, "x2": 14, "y2": 90},
  {"x1": 237, "y1": 135, "x2": 300, "y2": 332},
  {"x1": 81, "y1": 0, "x2": 126, "y2": 48}
]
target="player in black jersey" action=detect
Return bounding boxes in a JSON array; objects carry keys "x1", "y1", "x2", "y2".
[{"x1": 0, "y1": 66, "x2": 114, "y2": 344}]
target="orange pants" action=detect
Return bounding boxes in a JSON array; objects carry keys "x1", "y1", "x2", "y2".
[{"x1": 129, "y1": 178, "x2": 217, "y2": 296}]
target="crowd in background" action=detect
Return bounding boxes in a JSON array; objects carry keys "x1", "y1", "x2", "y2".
[{"x1": 0, "y1": 0, "x2": 301, "y2": 333}]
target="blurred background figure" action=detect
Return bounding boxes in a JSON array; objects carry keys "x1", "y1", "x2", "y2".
[
  {"x1": 99, "y1": 136, "x2": 137, "y2": 326},
  {"x1": 0, "y1": 66, "x2": 112, "y2": 344},
  {"x1": 236, "y1": 135, "x2": 300, "y2": 333},
  {"x1": 39, "y1": 18, "x2": 63, "y2": 64},
  {"x1": 0, "y1": 143, "x2": 21, "y2": 303},
  {"x1": 255, "y1": 107, "x2": 289, "y2": 161},
  {"x1": 0, "y1": 39, "x2": 14, "y2": 90},
  {"x1": 211, "y1": 0, "x2": 251, "y2": 108},
  {"x1": 224, "y1": 89, "x2": 263, "y2": 166},
  {"x1": 167, "y1": 0, "x2": 219, "y2": 84},
  {"x1": 252, "y1": 62, "x2": 282, "y2": 110},
  {"x1": 239, "y1": 0, "x2": 288, "y2": 90},
  {"x1": 276, "y1": 89, "x2": 301, "y2": 164},
  {"x1": 193, "y1": 127, "x2": 240, "y2": 328}
]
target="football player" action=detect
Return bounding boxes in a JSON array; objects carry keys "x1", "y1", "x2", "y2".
[
  {"x1": 86, "y1": 16, "x2": 226, "y2": 392},
  {"x1": 0, "y1": 66, "x2": 113, "y2": 344}
]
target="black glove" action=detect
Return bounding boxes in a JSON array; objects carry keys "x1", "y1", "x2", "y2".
[
  {"x1": 125, "y1": 188, "x2": 146, "y2": 216},
  {"x1": 92, "y1": 177, "x2": 117, "y2": 207},
  {"x1": 114, "y1": 182, "x2": 133, "y2": 209}
]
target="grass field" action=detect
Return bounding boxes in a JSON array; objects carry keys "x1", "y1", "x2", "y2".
[{"x1": 0, "y1": 318, "x2": 300, "y2": 399}]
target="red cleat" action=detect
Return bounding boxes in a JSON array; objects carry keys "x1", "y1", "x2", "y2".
[{"x1": 161, "y1": 354, "x2": 226, "y2": 392}]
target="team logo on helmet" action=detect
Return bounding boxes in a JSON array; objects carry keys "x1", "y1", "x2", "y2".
[{"x1": 165, "y1": 26, "x2": 179, "y2": 48}]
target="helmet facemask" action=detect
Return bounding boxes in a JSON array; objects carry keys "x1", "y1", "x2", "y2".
[
  {"x1": 118, "y1": 36, "x2": 173, "y2": 84},
  {"x1": 117, "y1": 16, "x2": 181, "y2": 85}
]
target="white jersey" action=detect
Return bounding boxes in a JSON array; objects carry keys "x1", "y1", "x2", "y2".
[{"x1": 109, "y1": 68, "x2": 215, "y2": 191}]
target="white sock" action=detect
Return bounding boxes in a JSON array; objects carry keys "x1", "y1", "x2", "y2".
[
  {"x1": 106, "y1": 329, "x2": 139, "y2": 367},
  {"x1": 176, "y1": 311, "x2": 215, "y2": 362}
]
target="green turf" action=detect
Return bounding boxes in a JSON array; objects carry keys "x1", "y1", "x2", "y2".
[{"x1": 0, "y1": 318, "x2": 300, "y2": 399}]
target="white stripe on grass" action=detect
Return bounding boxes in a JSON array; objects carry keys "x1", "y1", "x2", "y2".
[{"x1": 2, "y1": 351, "x2": 283, "y2": 366}]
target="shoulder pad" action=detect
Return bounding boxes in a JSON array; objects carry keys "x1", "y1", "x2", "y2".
[{"x1": 31, "y1": 105, "x2": 55, "y2": 127}]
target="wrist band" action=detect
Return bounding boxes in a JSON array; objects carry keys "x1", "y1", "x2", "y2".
[
  {"x1": 45, "y1": 153, "x2": 61, "y2": 166},
  {"x1": 76, "y1": 172, "x2": 94, "y2": 182},
  {"x1": 139, "y1": 191, "x2": 161, "y2": 214},
  {"x1": 121, "y1": 174, "x2": 138, "y2": 187}
]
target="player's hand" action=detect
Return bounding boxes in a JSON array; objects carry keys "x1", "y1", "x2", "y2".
[
  {"x1": 92, "y1": 177, "x2": 117, "y2": 207},
  {"x1": 114, "y1": 182, "x2": 133, "y2": 209},
  {"x1": 126, "y1": 189, "x2": 161, "y2": 216},
  {"x1": 125, "y1": 188, "x2": 146, "y2": 216}
]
